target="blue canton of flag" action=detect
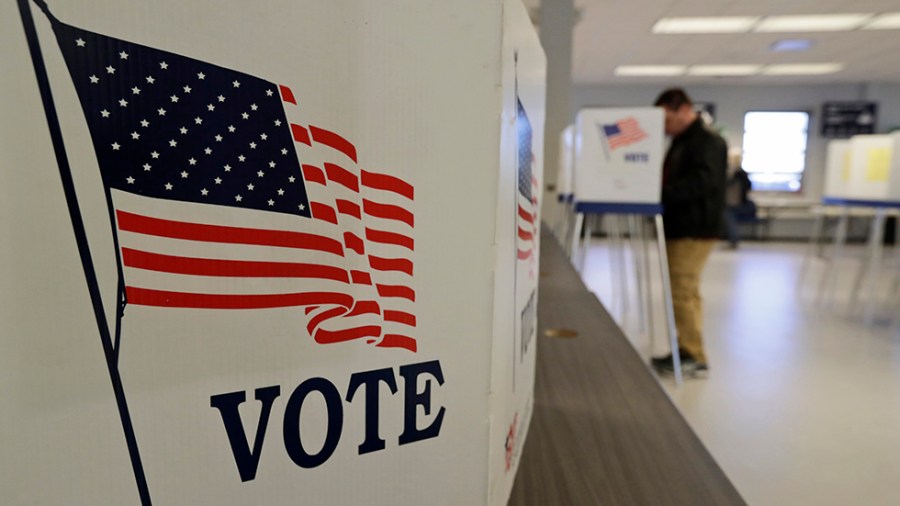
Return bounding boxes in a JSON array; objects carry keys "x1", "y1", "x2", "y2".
[{"x1": 53, "y1": 22, "x2": 311, "y2": 217}]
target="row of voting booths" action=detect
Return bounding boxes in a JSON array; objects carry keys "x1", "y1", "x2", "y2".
[
  {"x1": 551, "y1": 107, "x2": 685, "y2": 383},
  {"x1": 3, "y1": 0, "x2": 544, "y2": 504},
  {"x1": 807, "y1": 133, "x2": 900, "y2": 323}
]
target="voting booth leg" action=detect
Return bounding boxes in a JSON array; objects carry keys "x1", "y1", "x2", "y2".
[
  {"x1": 628, "y1": 215, "x2": 648, "y2": 337},
  {"x1": 571, "y1": 212, "x2": 584, "y2": 266},
  {"x1": 654, "y1": 214, "x2": 682, "y2": 385},
  {"x1": 817, "y1": 208, "x2": 850, "y2": 309},
  {"x1": 641, "y1": 217, "x2": 656, "y2": 350},
  {"x1": 798, "y1": 208, "x2": 826, "y2": 293},
  {"x1": 861, "y1": 210, "x2": 888, "y2": 325},
  {"x1": 849, "y1": 211, "x2": 882, "y2": 316}
]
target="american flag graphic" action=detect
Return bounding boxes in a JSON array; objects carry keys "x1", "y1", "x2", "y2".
[
  {"x1": 516, "y1": 98, "x2": 538, "y2": 265},
  {"x1": 602, "y1": 117, "x2": 647, "y2": 151},
  {"x1": 52, "y1": 20, "x2": 417, "y2": 352}
]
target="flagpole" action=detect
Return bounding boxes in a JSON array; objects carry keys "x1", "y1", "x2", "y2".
[{"x1": 16, "y1": 1, "x2": 152, "y2": 504}]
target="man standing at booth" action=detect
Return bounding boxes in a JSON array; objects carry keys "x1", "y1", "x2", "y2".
[{"x1": 651, "y1": 88, "x2": 727, "y2": 377}]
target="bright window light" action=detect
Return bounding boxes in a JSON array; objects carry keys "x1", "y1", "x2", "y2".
[
  {"x1": 687, "y1": 65, "x2": 761, "y2": 76},
  {"x1": 651, "y1": 16, "x2": 760, "y2": 34},
  {"x1": 862, "y1": 12, "x2": 900, "y2": 30},
  {"x1": 613, "y1": 65, "x2": 686, "y2": 76},
  {"x1": 754, "y1": 14, "x2": 872, "y2": 32},
  {"x1": 762, "y1": 63, "x2": 844, "y2": 75},
  {"x1": 742, "y1": 111, "x2": 809, "y2": 192}
]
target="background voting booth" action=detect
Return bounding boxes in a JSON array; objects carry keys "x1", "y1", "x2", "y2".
[
  {"x1": 803, "y1": 134, "x2": 900, "y2": 325},
  {"x1": 566, "y1": 107, "x2": 685, "y2": 382},
  {"x1": 1, "y1": 1, "x2": 544, "y2": 504}
]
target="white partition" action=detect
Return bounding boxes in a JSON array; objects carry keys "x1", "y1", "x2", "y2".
[
  {"x1": 1, "y1": 1, "x2": 543, "y2": 505},
  {"x1": 557, "y1": 124, "x2": 575, "y2": 203},
  {"x1": 845, "y1": 134, "x2": 897, "y2": 202},
  {"x1": 823, "y1": 139, "x2": 853, "y2": 200},
  {"x1": 573, "y1": 108, "x2": 665, "y2": 205}
]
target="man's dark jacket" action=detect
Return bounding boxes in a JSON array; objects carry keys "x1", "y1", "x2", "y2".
[{"x1": 661, "y1": 118, "x2": 728, "y2": 239}]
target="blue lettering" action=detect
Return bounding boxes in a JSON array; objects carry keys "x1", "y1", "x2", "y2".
[
  {"x1": 210, "y1": 386, "x2": 281, "y2": 482},
  {"x1": 399, "y1": 360, "x2": 446, "y2": 445},
  {"x1": 346, "y1": 367, "x2": 399, "y2": 455},
  {"x1": 283, "y1": 377, "x2": 344, "y2": 468}
]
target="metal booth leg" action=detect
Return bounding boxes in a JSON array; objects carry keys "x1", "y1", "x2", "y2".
[{"x1": 654, "y1": 213, "x2": 681, "y2": 385}]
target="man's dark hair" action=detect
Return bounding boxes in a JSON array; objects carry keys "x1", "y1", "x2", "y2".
[{"x1": 654, "y1": 88, "x2": 693, "y2": 110}]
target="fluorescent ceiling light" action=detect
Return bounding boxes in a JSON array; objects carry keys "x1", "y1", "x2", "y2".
[
  {"x1": 862, "y1": 12, "x2": 900, "y2": 30},
  {"x1": 652, "y1": 16, "x2": 760, "y2": 34},
  {"x1": 688, "y1": 65, "x2": 761, "y2": 76},
  {"x1": 762, "y1": 63, "x2": 844, "y2": 75},
  {"x1": 614, "y1": 65, "x2": 686, "y2": 76},
  {"x1": 770, "y1": 39, "x2": 814, "y2": 52},
  {"x1": 755, "y1": 14, "x2": 872, "y2": 32}
]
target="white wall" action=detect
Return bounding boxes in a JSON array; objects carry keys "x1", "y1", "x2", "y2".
[{"x1": 571, "y1": 82, "x2": 900, "y2": 204}]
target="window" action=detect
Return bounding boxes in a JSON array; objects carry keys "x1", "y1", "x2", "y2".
[{"x1": 741, "y1": 111, "x2": 809, "y2": 192}]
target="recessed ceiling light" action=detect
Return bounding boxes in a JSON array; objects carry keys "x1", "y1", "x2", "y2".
[
  {"x1": 614, "y1": 65, "x2": 687, "y2": 76},
  {"x1": 688, "y1": 65, "x2": 762, "y2": 76},
  {"x1": 755, "y1": 14, "x2": 872, "y2": 32},
  {"x1": 651, "y1": 16, "x2": 760, "y2": 34},
  {"x1": 770, "y1": 39, "x2": 814, "y2": 52},
  {"x1": 862, "y1": 12, "x2": 900, "y2": 30},
  {"x1": 762, "y1": 63, "x2": 845, "y2": 75}
]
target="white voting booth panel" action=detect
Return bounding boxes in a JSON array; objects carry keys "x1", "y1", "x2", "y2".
[
  {"x1": 557, "y1": 124, "x2": 575, "y2": 203},
  {"x1": 823, "y1": 139, "x2": 852, "y2": 199},
  {"x1": 1, "y1": 1, "x2": 543, "y2": 505},
  {"x1": 847, "y1": 135, "x2": 896, "y2": 201},
  {"x1": 573, "y1": 108, "x2": 664, "y2": 205}
]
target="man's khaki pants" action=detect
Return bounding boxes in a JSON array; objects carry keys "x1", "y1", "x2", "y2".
[{"x1": 666, "y1": 238, "x2": 716, "y2": 364}]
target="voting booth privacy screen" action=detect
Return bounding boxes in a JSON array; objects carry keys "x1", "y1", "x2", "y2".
[
  {"x1": 824, "y1": 134, "x2": 900, "y2": 202},
  {"x1": 573, "y1": 108, "x2": 664, "y2": 205},
  {"x1": 1, "y1": 1, "x2": 544, "y2": 504}
]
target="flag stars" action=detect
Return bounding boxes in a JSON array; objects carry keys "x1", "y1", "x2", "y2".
[
  {"x1": 132, "y1": 86, "x2": 141, "y2": 95},
  {"x1": 111, "y1": 142, "x2": 121, "y2": 150},
  {"x1": 228, "y1": 125, "x2": 236, "y2": 133},
  {"x1": 277, "y1": 188, "x2": 285, "y2": 196},
  {"x1": 106, "y1": 65, "x2": 116, "y2": 74},
  {"x1": 241, "y1": 112, "x2": 249, "y2": 120},
  {"x1": 201, "y1": 188, "x2": 209, "y2": 196},
  {"x1": 158, "y1": 108, "x2": 167, "y2": 116},
  {"x1": 247, "y1": 183, "x2": 255, "y2": 191},
  {"x1": 151, "y1": 151, "x2": 160, "y2": 159},
  {"x1": 266, "y1": 89, "x2": 274, "y2": 97},
  {"x1": 126, "y1": 176, "x2": 135, "y2": 184},
  {"x1": 218, "y1": 95, "x2": 226, "y2": 102},
  {"x1": 189, "y1": 158, "x2": 197, "y2": 166},
  {"x1": 298, "y1": 204, "x2": 306, "y2": 211},
  {"x1": 260, "y1": 133, "x2": 268, "y2": 141},
  {"x1": 140, "y1": 119, "x2": 149, "y2": 127},
  {"x1": 251, "y1": 104, "x2": 258, "y2": 111},
  {"x1": 131, "y1": 131, "x2": 140, "y2": 140},
  {"x1": 233, "y1": 80, "x2": 241, "y2": 88},
  {"x1": 268, "y1": 199, "x2": 275, "y2": 206},
  {"x1": 249, "y1": 142, "x2": 257, "y2": 149},
  {"x1": 100, "y1": 109, "x2": 110, "y2": 118},
  {"x1": 195, "y1": 117, "x2": 203, "y2": 125},
  {"x1": 180, "y1": 127, "x2": 188, "y2": 134},
  {"x1": 143, "y1": 163, "x2": 151, "y2": 171},
  {"x1": 181, "y1": 171, "x2": 189, "y2": 178},
  {"x1": 119, "y1": 99, "x2": 128, "y2": 107},
  {"x1": 169, "y1": 139, "x2": 178, "y2": 147},
  {"x1": 146, "y1": 76, "x2": 156, "y2": 84},
  {"x1": 89, "y1": 75, "x2": 99, "y2": 84},
  {"x1": 183, "y1": 85, "x2": 192, "y2": 94},
  {"x1": 204, "y1": 147, "x2": 212, "y2": 155},
  {"x1": 215, "y1": 177, "x2": 222, "y2": 184},
  {"x1": 198, "y1": 72, "x2": 206, "y2": 80},
  {"x1": 288, "y1": 176, "x2": 296, "y2": 183},
  {"x1": 238, "y1": 155, "x2": 246, "y2": 162},
  {"x1": 75, "y1": 38, "x2": 86, "y2": 47},
  {"x1": 170, "y1": 95, "x2": 180, "y2": 103},
  {"x1": 235, "y1": 194, "x2": 243, "y2": 202},
  {"x1": 257, "y1": 170, "x2": 265, "y2": 177},
  {"x1": 269, "y1": 161, "x2": 276, "y2": 168},
  {"x1": 224, "y1": 164, "x2": 232, "y2": 172},
  {"x1": 160, "y1": 61, "x2": 168, "y2": 69},
  {"x1": 207, "y1": 104, "x2": 215, "y2": 111},
  {"x1": 119, "y1": 51, "x2": 129, "y2": 60},
  {"x1": 165, "y1": 183, "x2": 173, "y2": 190},
  {"x1": 281, "y1": 148, "x2": 288, "y2": 155},
  {"x1": 215, "y1": 135, "x2": 223, "y2": 142},
  {"x1": 274, "y1": 119, "x2": 282, "y2": 127}
]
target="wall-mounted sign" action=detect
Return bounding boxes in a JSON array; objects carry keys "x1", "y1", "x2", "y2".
[{"x1": 821, "y1": 101, "x2": 878, "y2": 138}]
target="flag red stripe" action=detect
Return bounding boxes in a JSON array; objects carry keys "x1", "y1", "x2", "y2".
[
  {"x1": 350, "y1": 270, "x2": 372, "y2": 285},
  {"x1": 125, "y1": 287, "x2": 352, "y2": 309},
  {"x1": 369, "y1": 255, "x2": 413, "y2": 275},
  {"x1": 349, "y1": 300, "x2": 381, "y2": 317},
  {"x1": 280, "y1": 85, "x2": 297, "y2": 105},
  {"x1": 377, "y1": 334, "x2": 417, "y2": 352},
  {"x1": 302, "y1": 164, "x2": 326, "y2": 185},
  {"x1": 360, "y1": 170, "x2": 414, "y2": 200},
  {"x1": 121, "y1": 248, "x2": 350, "y2": 281},
  {"x1": 336, "y1": 199, "x2": 362, "y2": 219},
  {"x1": 365, "y1": 228, "x2": 414, "y2": 250},
  {"x1": 307, "y1": 306, "x2": 347, "y2": 334},
  {"x1": 384, "y1": 310, "x2": 416, "y2": 326},
  {"x1": 311, "y1": 202, "x2": 338, "y2": 224},
  {"x1": 325, "y1": 162, "x2": 360, "y2": 192},
  {"x1": 116, "y1": 210, "x2": 343, "y2": 256},
  {"x1": 314, "y1": 325, "x2": 382, "y2": 344},
  {"x1": 518, "y1": 205, "x2": 534, "y2": 225},
  {"x1": 376, "y1": 284, "x2": 416, "y2": 301},
  {"x1": 344, "y1": 232, "x2": 365, "y2": 255},
  {"x1": 363, "y1": 199, "x2": 414, "y2": 227},
  {"x1": 291, "y1": 124, "x2": 311, "y2": 145},
  {"x1": 310, "y1": 125, "x2": 357, "y2": 162}
]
